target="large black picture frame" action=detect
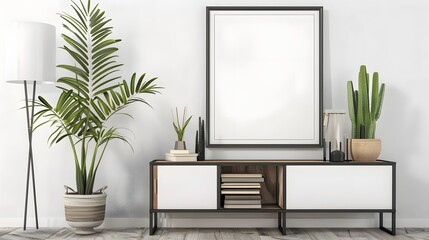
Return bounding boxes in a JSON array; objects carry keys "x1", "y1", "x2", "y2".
[{"x1": 206, "y1": 6, "x2": 323, "y2": 148}]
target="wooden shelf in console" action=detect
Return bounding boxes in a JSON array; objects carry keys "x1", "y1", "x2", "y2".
[{"x1": 218, "y1": 203, "x2": 281, "y2": 212}]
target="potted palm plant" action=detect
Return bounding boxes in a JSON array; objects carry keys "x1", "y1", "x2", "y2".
[
  {"x1": 34, "y1": 0, "x2": 161, "y2": 234},
  {"x1": 347, "y1": 65, "x2": 385, "y2": 161}
]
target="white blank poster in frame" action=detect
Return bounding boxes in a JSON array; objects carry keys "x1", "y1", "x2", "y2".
[{"x1": 207, "y1": 7, "x2": 323, "y2": 147}]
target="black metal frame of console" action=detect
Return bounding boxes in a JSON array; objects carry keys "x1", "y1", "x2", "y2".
[{"x1": 149, "y1": 160, "x2": 396, "y2": 236}]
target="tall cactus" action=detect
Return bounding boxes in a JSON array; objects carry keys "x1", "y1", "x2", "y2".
[{"x1": 347, "y1": 65, "x2": 385, "y2": 139}]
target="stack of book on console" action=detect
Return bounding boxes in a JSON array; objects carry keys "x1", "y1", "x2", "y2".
[
  {"x1": 221, "y1": 173, "x2": 264, "y2": 209},
  {"x1": 165, "y1": 150, "x2": 198, "y2": 162}
]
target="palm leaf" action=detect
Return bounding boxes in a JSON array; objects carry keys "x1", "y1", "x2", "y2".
[
  {"x1": 93, "y1": 39, "x2": 120, "y2": 53},
  {"x1": 62, "y1": 24, "x2": 87, "y2": 45},
  {"x1": 61, "y1": 46, "x2": 89, "y2": 73},
  {"x1": 57, "y1": 65, "x2": 88, "y2": 81},
  {"x1": 61, "y1": 13, "x2": 87, "y2": 33},
  {"x1": 93, "y1": 29, "x2": 111, "y2": 44},
  {"x1": 61, "y1": 34, "x2": 87, "y2": 57}
]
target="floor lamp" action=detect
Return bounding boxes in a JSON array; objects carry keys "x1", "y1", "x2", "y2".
[{"x1": 4, "y1": 22, "x2": 56, "y2": 230}]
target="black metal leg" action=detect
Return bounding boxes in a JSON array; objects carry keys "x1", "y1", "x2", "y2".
[
  {"x1": 278, "y1": 212, "x2": 286, "y2": 235},
  {"x1": 392, "y1": 211, "x2": 396, "y2": 235},
  {"x1": 23, "y1": 81, "x2": 39, "y2": 230},
  {"x1": 150, "y1": 212, "x2": 158, "y2": 235},
  {"x1": 379, "y1": 212, "x2": 396, "y2": 235},
  {"x1": 149, "y1": 211, "x2": 152, "y2": 234},
  {"x1": 23, "y1": 143, "x2": 31, "y2": 230}
]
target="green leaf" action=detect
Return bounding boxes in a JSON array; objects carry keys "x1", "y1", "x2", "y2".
[
  {"x1": 136, "y1": 73, "x2": 146, "y2": 90},
  {"x1": 92, "y1": 12, "x2": 106, "y2": 28},
  {"x1": 68, "y1": 107, "x2": 86, "y2": 123},
  {"x1": 92, "y1": 55, "x2": 117, "y2": 70},
  {"x1": 93, "y1": 66, "x2": 122, "y2": 84},
  {"x1": 47, "y1": 127, "x2": 62, "y2": 145},
  {"x1": 119, "y1": 85, "x2": 127, "y2": 104},
  {"x1": 60, "y1": 46, "x2": 89, "y2": 73},
  {"x1": 79, "y1": 0, "x2": 88, "y2": 15},
  {"x1": 61, "y1": 34, "x2": 87, "y2": 58},
  {"x1": 38, "y1": 96, "x2": 53, "y2": 109},
  {"x1": 71, "y1": 1, "x2": 87, "y2": 23},
  {"x1": 62, "y1": 105, "x2": 80, "y2": 121},
  {"x1": 62, "y1": 23, "x2": 87, "y2": 43},
  {"x1": 93, "y1": 76, "x2": 121, "y2": 91},
  {"x1": 89, "y1": 2, "x2": 99, "y2": 16},
  {"x1": 97, "y1": 98, "x2": 111, "y2": 115},
  {"x1": 123, "y1": 80, "x2": 130, "y2": 97},
  {"x1": 130, "y1": 73, "x2": 136, "y2": 95},
  {"x1": 93, "y1": 53, "x2": 118, "y2": 66},
  {"x1": 57, "y1": 79, "x2": 89, "y2": 98},
  {"x1": 56, "y1": 133, "x2": 74, "y2": 143},
  {"x1": 93, "y1": 61, "x2": 118, "y2": 75},
  {"x1": 91, "y1": 19, "x2": 112, "y2": 35},
  {"x1": 92, "y1": 47, "x2": 118, "y2": 60},
  {"x1": 92, "y1": 39, "x2": 120, "y2": 54},
  {"x1": 89, "y1": 8, "x2": 100, "y2": 23},
  {"x1": 58, "y1": 77, "x2": 88, "y2": 87},
  {"x1": 93, "y1": 29, "x2": 111, "y2": 44},
  {"x1": 103, "y1": 92, "x2": 115, "y2": 109},
  {"x1": 90, "y1": 100, "x2": 106, "y2": 120},
  {"x1": 140, "y1": 77, "x2": 158, "y2": 91},
  {"x1": 55, "y1": 90, "x2": 72, "y2": 112},
  {"x1": 61, "y1": 13, "x2": 87, "y2": 33},
  {"x1": 110, "y1": 89, "x2": 120, "y2": 105},
  {"x1": 57, "y1": 65, "x2": 88, "y2": 81},
  {"x1": 93, "y1": 84, "x2": 121, "y2": 96}
]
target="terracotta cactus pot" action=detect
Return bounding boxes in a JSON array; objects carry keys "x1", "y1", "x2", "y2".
[{"x1": 349, "y1": 138, "x2": 381, "y2": 161}]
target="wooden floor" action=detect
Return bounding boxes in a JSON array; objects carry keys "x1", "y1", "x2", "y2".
[{"x1": 1, "y1": 228, "x2": 429, "y2": 240}]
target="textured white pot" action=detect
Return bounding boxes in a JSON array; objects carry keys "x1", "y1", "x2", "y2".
[{"x1": 64, "y1": 193, "x2": 107, "y2": 235}]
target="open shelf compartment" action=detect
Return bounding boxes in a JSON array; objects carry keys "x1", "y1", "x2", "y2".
[{"x1": 219, "y1": 165, "x2": 285, "y2": 210}]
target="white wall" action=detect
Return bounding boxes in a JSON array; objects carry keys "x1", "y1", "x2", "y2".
[{"x1": 1, "y1": 0, "x2": 428, "y2": 228}]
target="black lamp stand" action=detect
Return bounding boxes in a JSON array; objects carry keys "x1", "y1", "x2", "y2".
[{"x1": 23, "y1": 80, "x2": 39, "y2": 230}]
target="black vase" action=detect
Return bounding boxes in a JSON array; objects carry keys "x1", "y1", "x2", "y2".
[{"x1": 196, "y1": 117, "x2": 205, "y2": 161}]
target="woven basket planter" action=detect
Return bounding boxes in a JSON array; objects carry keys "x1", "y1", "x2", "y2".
[{"x1": 64, "y1": 192, "x2": 107, "y2": 235}]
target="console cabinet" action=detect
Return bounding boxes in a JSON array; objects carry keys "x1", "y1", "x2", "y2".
[
  {"x1": 149, "y1": 160, "x2": 396, "y2": 236},
  {"x1": 286, "y1": 166, "x2": 392, "y2": 210},
  {"x1": 157, "y1": 166, "x2": 217, "y2": 209}
]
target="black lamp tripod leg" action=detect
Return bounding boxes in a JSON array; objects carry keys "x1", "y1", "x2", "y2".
[{"x1": 23, "y1": 81, "x2": 39, "y2": 230}]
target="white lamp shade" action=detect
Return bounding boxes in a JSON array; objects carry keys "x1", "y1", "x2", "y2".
[{"x1": 4, "y1": 21, "x2": 56, "y2": 84}]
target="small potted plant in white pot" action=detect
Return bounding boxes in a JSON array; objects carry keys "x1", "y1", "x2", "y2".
[
  {"x1": 347, "y1": 65, "x2": 385, "y2": 161},
  {"x1": 35, "y1": 0, "x2": 161, "y2": 234}
]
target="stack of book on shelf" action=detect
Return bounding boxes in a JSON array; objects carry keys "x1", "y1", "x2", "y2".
[
  {"x1": 165, "y1": 150, "x2": 198, "y2": 162},
  {"x1": 221, "y1": 173, "x2": 264, "y2": 209}
]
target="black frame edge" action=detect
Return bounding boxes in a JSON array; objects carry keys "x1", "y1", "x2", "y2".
[{"x1": 206, "y1": 6, "x2": 324, "y2": 148}]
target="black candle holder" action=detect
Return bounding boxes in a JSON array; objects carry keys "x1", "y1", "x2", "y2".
[
  {"x1": 195, "y1": 117, "x2": 205, "y2": 161},
  {"x1": 323, "y1": 140, "x2": 346, "y2": 162}
]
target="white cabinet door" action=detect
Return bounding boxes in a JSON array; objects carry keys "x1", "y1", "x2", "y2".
[
  {"x1": 157, "y1": 165, "x2": 217, "y2": 209},
  {"x1": 286, "y1": 166, "x2": 392, "y2": 209}
]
